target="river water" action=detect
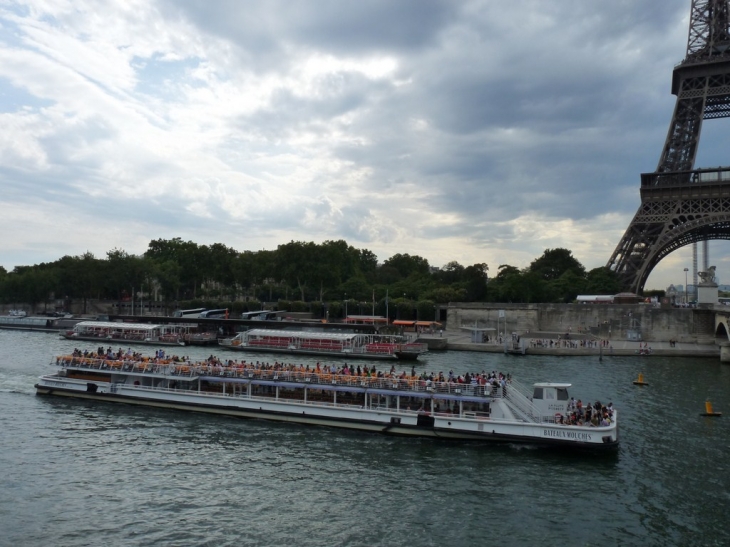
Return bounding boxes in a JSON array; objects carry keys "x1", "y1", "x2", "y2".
[{"x1": 1, "y1": 329, "x2": 729, "y2": 546}]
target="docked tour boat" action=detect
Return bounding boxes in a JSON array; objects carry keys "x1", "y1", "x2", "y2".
[
  {"x1": 61, "y1": 321, "x2": 188, "y2": 346},
  {"x1": 35, "y1": 354, "x2": 618, "y2": 449},
  {"x1": 219, "y1": 329, "x2": 427, "y2": 361}
]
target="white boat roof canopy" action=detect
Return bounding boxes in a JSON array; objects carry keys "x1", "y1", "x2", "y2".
[
  {"x1": 533, "y1": 382, "x2": 572, "y2": 388},
  {"x1": 75, "y1": 321, "x2": 170, "y2": 331},
  {"x1": 242, "y1": 329, "x2": 365, "y2": 341}
]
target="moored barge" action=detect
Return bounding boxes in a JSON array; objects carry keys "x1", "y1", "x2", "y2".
[
  {"x1": 61, "y1": 321, "x2": 189, "y2": 346},
  {"x1": 219, "y1": 329, "x2": 427, "y2": 361}
]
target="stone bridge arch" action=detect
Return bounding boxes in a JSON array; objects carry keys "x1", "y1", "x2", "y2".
[{"x1": 715, "y1": 312, "x2": 730, "y2": 362}]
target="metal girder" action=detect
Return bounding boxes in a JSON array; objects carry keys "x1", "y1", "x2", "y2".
[
  {"x1": 686, "y1": 0, "x2": 730, "y2": 61},
  {"x1": 608, "y1": 189, "x2": 730, "y2": 291},
  {"x1": 607, "y1": 1, "x2": 730, "y2": 292}
]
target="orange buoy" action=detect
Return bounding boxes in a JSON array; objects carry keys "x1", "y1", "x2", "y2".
[
  {"x1": 701, "y1": 399, "x2": 722, "y2": 417},
  {"x1": 633, "y1": 372, "x2": 649, "y2": 386}
]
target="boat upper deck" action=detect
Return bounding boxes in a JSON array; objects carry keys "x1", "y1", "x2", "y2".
[
  {"x1": 54, "y1": 354, "x2": 513, "y2": 402},
  {"x1": 48, "y1": 353, "x2": 617, "y2": 431}
]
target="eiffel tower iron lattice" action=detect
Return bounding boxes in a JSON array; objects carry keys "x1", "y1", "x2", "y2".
[{"x1": 607, "y1": 0, "x2": 730, "y2": 293}]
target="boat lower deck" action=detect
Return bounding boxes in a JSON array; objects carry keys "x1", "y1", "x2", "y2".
[{"x1": 35, "y1": 369, "x2": 618, "y2": 449}]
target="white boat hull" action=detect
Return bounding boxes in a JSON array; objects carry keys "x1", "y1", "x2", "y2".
[{"x1": 35, "y1": 375, "x2": 618, "y2": 448}]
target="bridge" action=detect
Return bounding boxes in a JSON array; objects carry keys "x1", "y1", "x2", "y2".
[{"x1": 713, "y1": 308, "x2": 730, "y2": 361}]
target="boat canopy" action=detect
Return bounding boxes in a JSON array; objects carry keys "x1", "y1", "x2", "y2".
[
  {"x1": 75, "y1": 321, "x2": 172, "y2": 331},
  {"x1": 343, "y1": 315, "x2": 389, "y2": 324},
  {"x1": 0, "y1": 316, "x2": 51, "y2": 327},
  {"x1": 533, "y1": 382, "x2": 572, "y2": 388},
  {"x1": 242, "y1": 329, "x2": 362, "y2": 341}
]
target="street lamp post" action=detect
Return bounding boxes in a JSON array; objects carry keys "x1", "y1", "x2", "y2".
[
  {"x1": 344, "y1": 293, "x2": 348, "y2": 319},
  {"x1": 684, "y1": 268, "x2": 689, "y2": 305}
]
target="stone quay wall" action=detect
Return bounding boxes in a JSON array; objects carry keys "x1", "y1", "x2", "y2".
[{"x1": 446, "y1": 302, "x2": 717, "y2": 343}]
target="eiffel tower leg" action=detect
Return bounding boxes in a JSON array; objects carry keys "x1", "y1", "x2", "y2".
[{"x1": 607, "y1": 1, "x2": 730, "y2": 293}]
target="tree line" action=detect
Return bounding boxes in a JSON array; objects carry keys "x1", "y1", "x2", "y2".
[{"x1": 0, "y1": 238, "x2": 622, "y2": 318}]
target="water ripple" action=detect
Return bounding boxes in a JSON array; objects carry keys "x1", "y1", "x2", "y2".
[{"x1": 2, "y1": 332, "x2": 730, "y2": 545}]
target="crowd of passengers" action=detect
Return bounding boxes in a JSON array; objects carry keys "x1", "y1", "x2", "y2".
[
  {"x1": 530, "y1": 338, "x2": 611, "y2": 349},
  {"x1": 67, "y1": 347, "x2": 511, "y2": 388},
  {"x1": 558, "y1": 398, "x2": 615, "y2": 427},
  {"x1": 64, "y1": 348, "x2": 611, "y2": 424}
]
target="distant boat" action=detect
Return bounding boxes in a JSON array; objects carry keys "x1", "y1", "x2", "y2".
[
  {"x1": 60, "y1": 321, "x2": 187, "y2": 347},
  {"x1": 219, "y1": 329, "x2": 427, "y2": 361}
]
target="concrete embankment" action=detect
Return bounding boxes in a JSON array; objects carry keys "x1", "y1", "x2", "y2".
[
  {"x1": 444, "y1": 302, "x2": 718, "y2": 344},
  {"x1": 430, "y1": 330, "x2": 719, "y2": 358}
]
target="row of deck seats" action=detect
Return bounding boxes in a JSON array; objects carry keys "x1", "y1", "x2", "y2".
[
  {"x1": 248, "y1": 338, "x2": 290, "y2": 347},
  {"x1": 301, "y1": 340, "x2": 344, "y2": 350},
  {"x1": 365, "y1": 343, "x2": 398, "y2": 354}
]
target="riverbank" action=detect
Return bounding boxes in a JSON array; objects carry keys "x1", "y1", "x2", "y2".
[{"x1": 425, "y1": 329, "x2": 720, "y2": 358}]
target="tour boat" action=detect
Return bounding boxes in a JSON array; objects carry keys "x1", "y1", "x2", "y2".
[
  {"x1": 219, "y1": 329, "x2": 428, "y2": 361},
  {"x1": 61, "y1": 321, "x2": 188, "y2": 346},
  {"x1": 34, "y1": 354, "x2": 618, "y2": 449}
]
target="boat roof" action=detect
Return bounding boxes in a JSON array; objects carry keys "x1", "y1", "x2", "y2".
[
  {"x1": 533, "y1": 382, "x2": 572, "y2": 388},
  {"x1": 391, "y1": 320, "x2": 443, "y2": 327},
  {"x1": 75, "y1": 321, "x2": 170, "y2": 331},
  {"x1": 343, "y1": 315, "x2": 389, "y2": 324},
  {"x1": 243, "y1": 329, "x2": 366, "y2": 341}
]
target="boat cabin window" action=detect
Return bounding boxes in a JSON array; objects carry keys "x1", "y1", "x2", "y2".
[{"x1": 533, "y1": 386, "x2": 569, "y2": 401}]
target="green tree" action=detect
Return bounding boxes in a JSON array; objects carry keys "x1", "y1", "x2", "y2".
[
  {"x1": 274, "y1": 241, "x2": 319, "y2": 301},
  {"x1": 585, "y1": 267, "x2": 622, "y2": 295},
  {"x1": 416, "y1": 299, "x2": 436, "y2": 321},
  {"x1": 529, "y1": 248, "x2": 585, "y2": 281},
  {"x1": 548, "y1": 270, "x2": 586, "y2": 303},
  {"x1": 382, "y1": 253, "x2": 430, "y2": 279},
  {"x1": 435, "y1": 261, "x2": 465, "y2": 285},
  {"x1": 354, "y1": 248, "x2": 378, "y2": 281},
  {"x1": 490, "y1": 265, "x2": 532, "y2": 302},
  {"x1": 145, "y1": 238, "x2": 203, "y2": 298},
  {"x1": 155, "y1": 260, "x2": 182, "y2": 302},
  {"x1": 232, "y1": 251, "x2": 257, "y2": 298},
  {"x1": 200, "y1": 243, "x2": 237, "y2": 299},
  {"x1": 338, "y1": 277, "x2": 372, "y2": 302},
  {"x1": 463, "y1": 263, "x2": 489, "y2": 301},
  {"x1": 420, "y1": 286, "x2": 467, "y2": 303},
  {"x1": 55, "y1": 253, "x2": 104, "y2": 313},
  {"x1": 106, "y1": 249, "x2": 149, "y2": 311}
]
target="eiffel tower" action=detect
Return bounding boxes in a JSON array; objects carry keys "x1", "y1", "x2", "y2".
[{"x1": 607, "y1": 0, "x2": 730, "y2": 293}]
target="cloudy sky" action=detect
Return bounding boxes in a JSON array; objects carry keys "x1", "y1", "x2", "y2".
[{"x1": 0, "y1": 0, "x2": 727, "y2": 289}]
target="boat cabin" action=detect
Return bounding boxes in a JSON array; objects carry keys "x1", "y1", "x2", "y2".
[{"x1": 531, "y1": 382, "x2": 571, "y2": 417}]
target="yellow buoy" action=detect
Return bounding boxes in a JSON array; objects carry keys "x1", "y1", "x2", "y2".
[
  {"x1": 701, "y1": 399, "x2": 722, "y2": 417},
  {"x1": 633, "y1": 372, "x2": 649, "y2": 386}
]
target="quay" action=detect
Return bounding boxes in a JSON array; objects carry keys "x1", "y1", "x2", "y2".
[
  {"x1": 1, "y1": 301, "x2": 727, "y2": 359},
  {"x1": 423, "y1": 329, "x2": 720, "y2": 358},
  {"x1": 426, "y1": 302, "x2": 726, "y2": 359}
]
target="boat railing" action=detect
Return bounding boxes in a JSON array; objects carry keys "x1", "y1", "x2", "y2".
[
  {"x1": 119, "y1": 383, "x2": 500, "y2": 418},
  {"x1": 221, "y1": 368, "x2": 495, "y2": 395},
  {"x1": 54, "y1": 356, "x2": 197, "y2": 377},
  {"x1": 498, "y1": 378, "x2": 543, "y2": 422},
  {"x1": 55, "y1": 355, "x2": 501, "y2": 396}
]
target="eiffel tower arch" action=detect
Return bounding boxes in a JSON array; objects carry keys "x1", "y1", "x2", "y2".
[{"x1": 607, "y1": 0, "x2": 730, "y2": 293}]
